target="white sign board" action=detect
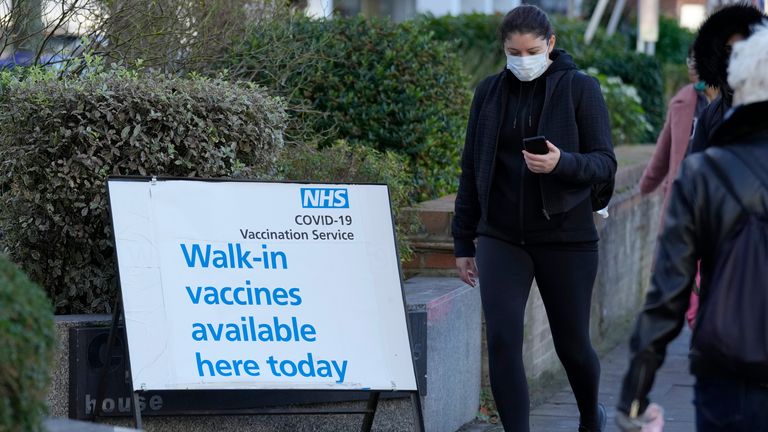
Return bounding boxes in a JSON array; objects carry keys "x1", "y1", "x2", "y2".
[{"x1": 107, "y1": 178, "x2": 418, "y2": 392}]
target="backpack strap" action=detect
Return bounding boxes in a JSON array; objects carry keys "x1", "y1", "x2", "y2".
[
  {"x1": 725, "y1": 148, "x2": 768, "y2": 190},
  {"x1": 703, "y1": 153, "x2": 748, "y2": 212},
  {"x1": 704, "y1": 149, "x2": 768, "y2": 215},
  {"x1": 568, "y1": 70, "x2": 579, "y2": 108}
]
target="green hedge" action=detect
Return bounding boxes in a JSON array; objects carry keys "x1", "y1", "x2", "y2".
[
  {"x1": 552, "y1": 18, "x2": 664, "y2": 140},
  {"x1": 0, "y1": 68, "x2": 287, "y2": 314},
  {"x1": 0, "y1": 255, "x2": 55, "y2": 432},
  {"x1": 415, "y1": 13, "x2": 508, "y2": 88},
  {"x1": 548, "y1": 16, "x2": 630, "y2": 62},
  {"x1": 419, "y1": 14, "x2": 630, "y2": 84},
  {"x1": 580, "y1": 50, "x2": 664, "y2": 141},
  {"x1": 588, "y1": 68, "x2": 652, "y2": 145},
  {"x1": 419, "y1": 13, "x2": 665, "y2": 142},
  {"x1": 656, "y1": 16, "x2": 695, "y2": 65},
  {"x1": 657, "y1": 16, "x2": 696, "y2": 101},
  {"x1": 228, "y1": 15, "x2": 471, "y2": 200}
]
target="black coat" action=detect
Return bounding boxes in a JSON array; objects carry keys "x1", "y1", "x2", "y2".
[
  {"x1": 618, "y1": 100, "x2": 768, "y2": 416},
  {"x1": 688, "y1": 5, "x2": 766, "y2": 155},
  {"x1": 452, "y1": 50, "x2": 616, "y2": 256},
  {"x1": 688, "y1": 95, "x2": 728, "y2": 155}
]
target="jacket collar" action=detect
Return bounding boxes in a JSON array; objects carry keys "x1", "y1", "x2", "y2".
[
  {"x1": 496, "y1": 67, "x2": 570, "y2": 113},
  {"x1": 711, "y1": 100, "x2": 768, "y2": 146}
]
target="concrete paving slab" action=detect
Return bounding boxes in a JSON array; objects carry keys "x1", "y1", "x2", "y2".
[{"x1": 460, "y1": 327, "x2": 696, "y2": 432}]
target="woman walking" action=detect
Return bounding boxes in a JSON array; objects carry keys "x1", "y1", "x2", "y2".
[{"x1": 452, "y1": 5, "x2": 616, "y2": 432}]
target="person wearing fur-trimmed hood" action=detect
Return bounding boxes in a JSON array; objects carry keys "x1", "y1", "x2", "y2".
[{"x1": 687, "y1": 3, "x2": 766, "y2": 155}]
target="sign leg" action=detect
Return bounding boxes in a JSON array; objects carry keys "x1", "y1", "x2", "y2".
[
  {"x1": 132, "y1": 391, "x2": 143, "y2": 429},
  {"x1": 360, "y1": 391, "x2": 380, "y2": 432},
  {"x1": 93, "y1": 295, "x2": 122, "y2": 420},
  {"x1": 411, "y1": 391, "x2": 425, "y2": 432}
]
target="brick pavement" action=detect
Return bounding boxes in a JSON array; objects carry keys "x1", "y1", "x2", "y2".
[{"x1": 461, "y1": 327, "x2": 696, "y2": 432}]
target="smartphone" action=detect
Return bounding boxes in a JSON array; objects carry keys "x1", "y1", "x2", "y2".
[{"x1": 523, "y1": 136, "x2": 549, "y2": 155}]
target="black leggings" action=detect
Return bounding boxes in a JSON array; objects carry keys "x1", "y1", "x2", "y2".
[{"x1": 476, "y1": 236, "x2": 601, "y2": 432}]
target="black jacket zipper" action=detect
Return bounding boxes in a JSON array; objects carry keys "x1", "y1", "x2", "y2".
[
  {"x1": 539, "y1": 181, "x2": 551, "y2": 220},
  {"x1": 538, "y1": 78, "x2": 552, "y2": 220},
  {"x1": 519, "y1": 82, "x2": 527, "y2": 244}
]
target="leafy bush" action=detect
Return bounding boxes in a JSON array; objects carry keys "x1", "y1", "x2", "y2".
[
  {"x1": 228, "y1": 14, "x2": 471, "y2": 200},
  {"x1": 580, "y1": 50, "x2": 664, "y2": 141},
  {"x1": 275, "y1": 141, "x2": 418, "y2": 261},
  {"x1": 658, "y1": 17, "x2": 696, "y2": 101},
  {"x1": 550, "y1": 18, "x2": 664, "y2": 140},
  {"x1": 0, "y1": 255, "x2": 55, "y2": 432},
  {"x1": 548, "y1": 16, "x2": 630, "y2": 60},
  {"x1": 419, "y1": 13, "x2": 629, "y2": 87},
  {"x1": 655, "y1": 16, "x2": 696, "y2": 65},
  {"x1": 418, "y1": 13, "x2": 664, "y2": 141},
  {"x1": 588, "y1": 69, "x2": 652, "y2": 144},
  {"x1": 415, "y1": 13, "x2": 506, "y2": 88},
  {"x1": 0, "y1": 67, "x2": 286, "y2": 314},
  {"x1": 625, "y1": 15, "x2": 695, "y2": 104},
  {"x1": 663, "y1": 62, "x2": 691, "y2": 101}
]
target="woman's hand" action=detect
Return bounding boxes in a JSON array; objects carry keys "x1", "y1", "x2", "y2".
[
  {"x1": 523, "y1": 140, "x2": 561, "y2": 174},
  {"x1": 456, "y1": 257, "x2": 479, "y2": 287}
]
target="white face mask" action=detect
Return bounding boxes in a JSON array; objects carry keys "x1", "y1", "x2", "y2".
[{"x1": 506, "y1": 49, "x2": 549, "y2": 82}]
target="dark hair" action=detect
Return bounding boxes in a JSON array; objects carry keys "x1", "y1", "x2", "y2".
[
  {"x1": 693, "y1": 3, "x2": 766, "y2": 87},
  {"x1": 499, "y1": 5, "x2": 553, "y2": 43}
]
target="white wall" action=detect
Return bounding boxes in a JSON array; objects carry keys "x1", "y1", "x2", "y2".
[
  {"x1": 461, "y1": 0, "x2": 486, "y2": 13},
  {"x1": 307, "y1": 0, "x2": 334, "y2": 18},
  {"x1": 381, "y1": 0, "x2": 417, "y2": 22},
  {"x1": 494, "y1": 0, "x2": 521, "y2": 14},
  {"x1": 416, "y1": 0, "x2": 460, "y2": 15}
]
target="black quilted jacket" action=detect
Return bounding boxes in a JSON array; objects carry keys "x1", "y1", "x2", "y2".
[{"x1": 452, "y1": 50, "x2": 617, "y2": 257}]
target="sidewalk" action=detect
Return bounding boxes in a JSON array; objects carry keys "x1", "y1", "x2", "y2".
[{"x1": 462, "y1": 327, "x2": 695, "y2": 432}]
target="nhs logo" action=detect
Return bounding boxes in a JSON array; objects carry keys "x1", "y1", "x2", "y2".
[{"x1": 301, "y1": 188, "x2": 349, "y2": 208}]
